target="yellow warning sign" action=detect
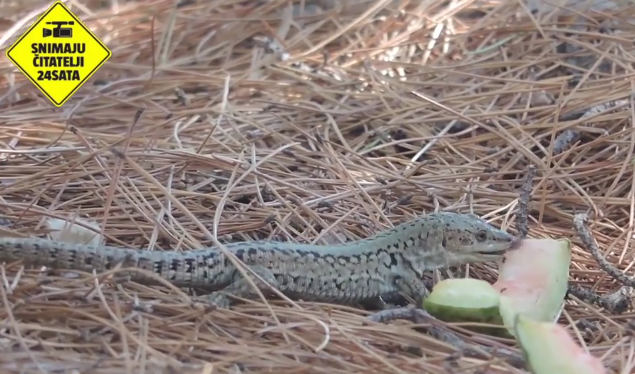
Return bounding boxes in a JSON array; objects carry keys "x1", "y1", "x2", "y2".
[{"x1": 5, "y1": 1, "x2": 112, "y2": 107}]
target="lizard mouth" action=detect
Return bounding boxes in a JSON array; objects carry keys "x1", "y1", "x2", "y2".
[
  {"x1": 474, "y1": 237, "x2": 521, "y2": 256},
  {"x1": 449, "y1": 237, "x2": 521, "y2": 265},
  {"x1": 448, "y1": 239, "x2": 518, "y2": 265},
  {"x1": 477, "y1": 249, "x2": 506, "y2": 255}
]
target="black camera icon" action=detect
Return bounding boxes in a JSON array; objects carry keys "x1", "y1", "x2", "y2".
[{"x1": 42, "y1": 21, "x2": 74, "y2": 38}]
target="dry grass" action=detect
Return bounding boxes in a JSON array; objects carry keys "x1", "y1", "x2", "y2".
[{"x1": 0, "y1": 0, "x2": 635, "y2": 372}]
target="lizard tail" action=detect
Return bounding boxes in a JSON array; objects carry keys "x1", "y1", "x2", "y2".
[
  {"x1": 0, "y1": 237, "x2": 227, "y2": 287},
  {"x1": 0, "y1": 237, "x2": 151, "y2": 274}
]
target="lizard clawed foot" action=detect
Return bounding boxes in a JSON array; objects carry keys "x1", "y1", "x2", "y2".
[{"x1": 190, "y1": 292, "x2": 231, "y2": 311}]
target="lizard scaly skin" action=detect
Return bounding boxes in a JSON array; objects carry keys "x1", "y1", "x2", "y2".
[{"x1": 0, "y1": 212, "x2": 518, "y2": 308}]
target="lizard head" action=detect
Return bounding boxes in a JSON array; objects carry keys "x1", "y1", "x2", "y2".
[{"x1": 440, "y1": 212, "x2": 520, "y2": 266}]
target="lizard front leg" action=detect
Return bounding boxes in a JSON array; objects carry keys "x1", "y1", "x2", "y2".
[
  {"x1": 394, "y1": 275, "x2": 430, "y2": 306},
  {"x1": 394, "y1": 221, "x2": 447, "y2": 305},
  {"x1": 198, "y1": 265, "x2": 279, "y2": 308}
]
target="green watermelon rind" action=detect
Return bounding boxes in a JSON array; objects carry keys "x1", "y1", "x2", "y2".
[
  {"x1": 423, "y1": 238, "x2": 571, "y2": 338},
  {"x1": 423, "y1": 278, "x2": 507, "y2": 336},
  {"x1": 514, "y1": 314, "x2": 607, "y2": 374}
]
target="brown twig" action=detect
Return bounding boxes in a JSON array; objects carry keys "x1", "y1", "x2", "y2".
[
  {"x1": 517, "y1": 164, "x2": 536, "y2": 238},
  {"x1": 573, "y1": 214, "x2": 635, "y2": 288},
  {"x1": 567, "y1": 285, "x2": 630, "y2": 314},
  {"x1": 367, "y1": 307, "x2": 524, "y2": 367},
  {"x1": 571, "y1": 214, "x2": 633, "y2": 313},
  {"x1": 551, "y1": 99, "x2": 629, "y2": 155}
]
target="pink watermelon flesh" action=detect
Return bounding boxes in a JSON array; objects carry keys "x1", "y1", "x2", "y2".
[{"x1": 494, "y1": 238, "x2": 570, "y2": 328}]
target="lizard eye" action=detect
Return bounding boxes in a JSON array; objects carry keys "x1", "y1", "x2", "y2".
[{"x1": 475, "y1": 231, "x2": 488, "y2": 242}]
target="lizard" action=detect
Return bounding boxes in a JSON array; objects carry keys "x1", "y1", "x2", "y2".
[{"x1": 0, "y1": 212, "x2": 519, "y2": 309}]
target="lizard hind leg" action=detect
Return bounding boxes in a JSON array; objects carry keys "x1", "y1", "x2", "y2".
[{"x1": 197, "y1": 265, "x2": 280, "y2": 309}]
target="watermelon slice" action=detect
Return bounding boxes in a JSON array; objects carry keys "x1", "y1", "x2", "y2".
[
  {"x1": 424, "y1": 238, "x2": 571, "y2": 337},
  {"x1": 514, "y1": 314, "x2": 608, "y2": 374},
  {"x1": 423, "y1": 278, "x2": 507, "y2": 336},
  {"x1": 496, "y1": 238, "x2": 571, "y2": 335}
]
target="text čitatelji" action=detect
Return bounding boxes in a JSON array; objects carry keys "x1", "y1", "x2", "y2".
[{"x1": 31, "y1": 42, "x2": 85, "y2": 81}]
